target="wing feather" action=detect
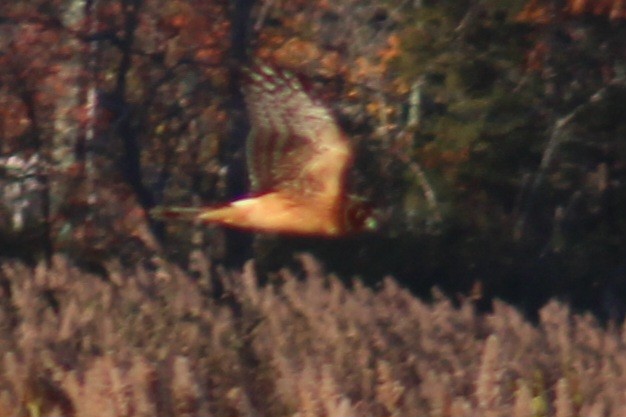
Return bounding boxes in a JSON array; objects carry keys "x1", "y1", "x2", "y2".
[{"x1": 241, "y1": 65, "x2": 351, "y2": 202}]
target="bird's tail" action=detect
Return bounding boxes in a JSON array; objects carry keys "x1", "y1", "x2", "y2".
[
  {"x1": 151, "y1": 204, "x2": 242, "y2": 225},
  {"x1": 150, "y1": 206, "x2": 204, "y2": 221}
]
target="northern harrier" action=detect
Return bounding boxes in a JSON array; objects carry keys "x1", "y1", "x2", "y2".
[{"x1": 152, "y1": 64, "x2": 376, "y2": 236}]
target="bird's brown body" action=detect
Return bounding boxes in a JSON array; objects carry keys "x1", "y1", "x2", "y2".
[
  {"x1": 153, "y1": 63, "x2": 371, "y2": 236},
  {"x1": 198, "y1": 191, "x2": 343, "y2": 235}
]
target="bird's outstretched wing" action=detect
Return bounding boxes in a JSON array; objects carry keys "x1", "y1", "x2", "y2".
[
  {"x1": 150, "y1": 64, "x2": 363, "y2": 236},
  {"x1": 241, "y1": 64, "x2": 351, "y2": 203}
]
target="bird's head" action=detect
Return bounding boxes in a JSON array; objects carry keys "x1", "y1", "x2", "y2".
[{"x1": 343, "y1": 195, "x2": 380, "y2": 233}]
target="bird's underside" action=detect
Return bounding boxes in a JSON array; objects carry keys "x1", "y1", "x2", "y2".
[
  {"x1": 152, "y1": 63, "x2": 357, "y2": 236},
  {"x1": 153, "y1": 191, "x2": 344, "y2": 236}
]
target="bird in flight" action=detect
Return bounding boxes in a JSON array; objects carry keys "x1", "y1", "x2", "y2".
[{"x1": 152, "y1": 63, "x2": 376, "y2": 236}]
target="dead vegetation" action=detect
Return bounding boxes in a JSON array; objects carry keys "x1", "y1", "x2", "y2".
[{"x1": 0, "y1": 254, "x2": 624, "y2": 416}]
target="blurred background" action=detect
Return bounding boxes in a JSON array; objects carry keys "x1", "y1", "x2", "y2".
[{"x1": 0, "y1": 0, "x2": 625, "y2": 319}]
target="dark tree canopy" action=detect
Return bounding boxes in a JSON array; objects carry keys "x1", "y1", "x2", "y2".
[{"x1": 0, "y1": 0, "x2": 625, "y2": 316}]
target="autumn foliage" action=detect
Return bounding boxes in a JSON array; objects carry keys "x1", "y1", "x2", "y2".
[
  {"x1": 518, "y1": 0, "x2": 626, "y2": 22},
  {"x1": 0, "y1": 0, "x2": 624, "y2": 325}
]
